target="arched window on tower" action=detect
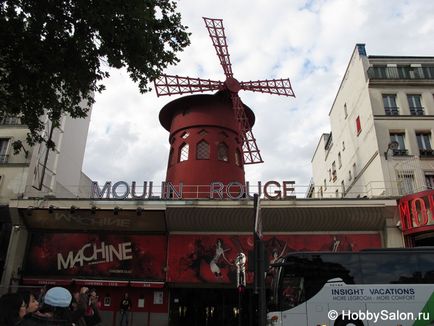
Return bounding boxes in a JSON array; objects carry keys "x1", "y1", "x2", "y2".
[
  {"x1": 235, "y1": 148, "x2": 242, "y2": 166},
  {"x1": 196, "y1": 140, "x2": 210, "y2": 160},
  {"x1": 217, "y1": 143, "x2": 229, "y2": 162},
  {"x1": 179, "y1": 143, "x2": 189, "y2": 162}
]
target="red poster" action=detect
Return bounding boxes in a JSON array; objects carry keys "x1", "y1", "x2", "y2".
[
  {"x1": 25, "y1": 233, "x2": 166, "y2": 280},
  {"x1": 167, "y1": 233, "x2": 381, "y2": 284}
]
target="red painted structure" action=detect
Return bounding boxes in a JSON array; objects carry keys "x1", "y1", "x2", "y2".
[
  {"x1": 159, "y1": 92, "x2": 255, "y2": 197},
  {"x1": 155, "y1": 17, "x2": 294, "y2": 198},
  {"x1": 399, "y1": 189, "x2": 434, "y2": 236}
]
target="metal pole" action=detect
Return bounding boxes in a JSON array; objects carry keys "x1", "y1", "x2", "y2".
[
  {"x1": 252, "y1": 194, "x2": 266, "y2": 326},
  {"x1": 258, "y1": 240, "x2": 266, "y2": 326}
]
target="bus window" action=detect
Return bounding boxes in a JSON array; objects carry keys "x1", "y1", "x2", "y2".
[
  {"x1": 320, "y1": 253, "x2": 361, "y2": 283},
  {"x1": 418, "y1": 253, "x2": 434, "y2": 283},
  {"x1": 360, "y1": 253, "x2": 418, "y2": 284},
  {"x1": 280, "y1": 275, "x2": 304, "y2": 310}
]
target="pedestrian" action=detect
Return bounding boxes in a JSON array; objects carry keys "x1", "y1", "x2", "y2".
[
  {"x1": 83, "y1": 289, "x2": 102, "y2": 326},
  {"x1": 119, "y1": 293, "x2": 132, "y2": 326},
  {"x1": 0, "y1": 292, "x2": 26, "y2": 325},
  {"x1": 18, "y1": 286, "x2": 73, "y2": 325},
  {"x1": 20, "y1": 291, "x2": 39, "y2": 315},
  {"x1": 70, "y1": 287, "x2": 88, "y2": 326}
]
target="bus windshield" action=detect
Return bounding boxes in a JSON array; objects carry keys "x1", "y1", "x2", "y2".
[{"x1": 280, "y1": 274, "x2": 304, "y2": 310}]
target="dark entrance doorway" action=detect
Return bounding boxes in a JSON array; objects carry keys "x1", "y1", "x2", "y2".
[{"x1": 169, "y1": 288, "x2": 253, "y2": 326}]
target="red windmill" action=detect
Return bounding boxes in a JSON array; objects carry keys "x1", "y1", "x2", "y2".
[{"x1": 155, "y1": 17, "x2": 295, "y2": 198}]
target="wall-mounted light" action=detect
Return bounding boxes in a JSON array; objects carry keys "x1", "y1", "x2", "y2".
[
  {"x1": 48, "y1": 205, "x2": 54, "y2": 214},
  {"x1": 384, "y1": 141, "x2": 399, "y2": 160},
  {"x1": 70, "y1": 205, "x2": 77, "y2": 214},
  {"x1": 113, "y1": 206, "x2": 121, "y2": 215},
  {"x1": 136, "y1": 207, "x2": 143, "y2": 216},
  {"x1": 91, "y1": 205, "x2": 97, "y2": 214},
  {"x1": 12, "y1": 225, "x2": 22, "y2": 232}
]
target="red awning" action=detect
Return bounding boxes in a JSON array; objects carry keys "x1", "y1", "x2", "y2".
[
  {"x1": 22, "y1": 277, "x2": 72, "y2": 286},
  {"x1": 130, "y1": 281, "x2": 164, "y2": 288}
]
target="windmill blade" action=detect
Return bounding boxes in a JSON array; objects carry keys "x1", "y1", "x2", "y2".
[
  {"x1": 240, "y1": 78, "x2": 295, "y2": 97},
  {"x1": 154, "y1": 75, "x2": 224, "y2": 96},
  {"x1": 203, "y1": 17, "x2": 233, "y2": 78},
  {"x1": 230, "y1": 93, "x2": 263, "y2": 164}
]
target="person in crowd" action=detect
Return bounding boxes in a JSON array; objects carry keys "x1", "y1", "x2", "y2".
[
  {"x1": 119, "y1": 293, "x2": 132, "y2": 326},
  {"x1": 18, "y1": 286, "x2": 73, "y2": 325},
  {"x1": 70, "y1": 287, "x2": 89, "y2": 326},
  {"x1": 20, "y1": 291, "x2": 39, "y2": 315},
  {"x1": 0, "y1": 292, "x2": 26, "y2": 325},
  {"x1": 83, "y1": 289, "x2": 102, "y2": 326}
]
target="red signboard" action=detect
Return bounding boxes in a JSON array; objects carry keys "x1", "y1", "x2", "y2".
[
  {"x1": 167, "y1": 233, "x2": 381, "y2": 284},
  {"x1": 399, "y1": 190, "x2": 434, "y2": 235},
  {"x1": 25, "y1": 233, "x2": 167, "y2": 280}
]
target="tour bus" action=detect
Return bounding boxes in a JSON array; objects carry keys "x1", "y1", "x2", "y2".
[{"x1": 266, "y1": 248, "x2": 434, "y2": 326}]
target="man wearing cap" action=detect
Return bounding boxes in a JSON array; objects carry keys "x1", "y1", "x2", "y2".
[{"x1": 19, "y1": 286, "x2": 73, "y2": 325}]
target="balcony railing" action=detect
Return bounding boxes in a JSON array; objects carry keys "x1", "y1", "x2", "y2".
[
  {"x1": 0, "y1": 116, "x2": 21, "y2": 125},
  {"x1": 410, "y1": 107, "x2": 425, "y2": 115},
  {"x1": 384, "y1": 107, "x2": 399, "y2": 115},
  {"x1": 367, "y1": 66, "x2": 434, "y2": 80},
  {"x1": 392, "y1": 149, "x2": 409, "y2": 156},
  {"x1": 0, "y1": 154, "x2": 9, "y2": 163},
  {"x1": 420, "y1": 149, "x2": 434, "y2": 157}
]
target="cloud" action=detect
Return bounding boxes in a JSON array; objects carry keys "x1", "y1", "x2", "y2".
[{"x1": 82, "y1": 0, "x2": 434, "y2": 193}]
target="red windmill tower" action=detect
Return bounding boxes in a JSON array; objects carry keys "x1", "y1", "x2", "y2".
[{"x1": 155, "y1": 17, "x2": 295, "y2": 198}]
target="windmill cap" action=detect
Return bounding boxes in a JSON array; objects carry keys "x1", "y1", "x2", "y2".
[{"x1": 44, "y1": 287, "x2": 72, "y2": 307}]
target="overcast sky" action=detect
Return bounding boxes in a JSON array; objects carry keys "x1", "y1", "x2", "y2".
[{"x1": 82, "y1": 0, "x2": 434, "y2": 195}]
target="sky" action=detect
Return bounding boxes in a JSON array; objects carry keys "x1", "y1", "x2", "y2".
[{"x1": 82, "y1": 0, "x2": 434, "y2": 195}]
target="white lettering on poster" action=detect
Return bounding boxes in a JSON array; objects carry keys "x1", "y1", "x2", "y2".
[{"x1": 57, "y1": 241, "x2": 133, "y2": 270}]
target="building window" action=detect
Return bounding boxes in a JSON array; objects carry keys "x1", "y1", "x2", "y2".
[
  {"x1": 199, "y1": 129, "x2": 208, "y2": 137},
  {"x1": 338, "y1": 152, "x2": 342, "y2": 168},
  {"x1": 196, "y1": 140, "x2": 210, "y2": 160},
  {"x1": 341, "y1": 180, "x2": 345, "y2": 196},
  {"x1": 235, "y1": 149, "x2": 242, "y2": 166},
  {"x1": 0, "y1": 139, "x2": 9, "y2": 164},
  {"x1": 356, "y1": 116, "x2": 362, "y2": 135},
  {"x1": 390, "y1": 133, "x2": 408, "y2": 156},
  {"x1": 425, "y1": 172, "x2": 434, "y2": 189},
  {"x1": 324, "y1": 179, "x2": 327, "y2": 191},
  {"x1": 342, "y1": 141, "x2": 345, "y2": 151},
  {"x1": 348, "y1": 170, "x2": 352, "y2": 181},
  {"x1": 217, "y1": 143, "x2": 229, "y2": 162},
  {"x1": 179, "y1": 143, "x2": 189, "y2": 162},
  {"x1": 328, "y1": 169, "x2": 332, "y2": 181},
  {"x1": 181, "y1": 131, "x2": 189, "y2": 139},
  {"x1": 397, "y1": 172, "x2": 415, "y2": 195},
  {"x1": 344, "y1": 103, "x2": 348, "y2": 118},
  {"x1": 382, "y1": 94, "x2": 399, "y2": 115},
  {"x1": 407, "y1": 94, "x2": 424, "y2": 115},
  {"x1": 335, "y1": 189, "x2": 339, "y2": 198},
  {"x1": 416, "y1": 132, "x2": 433, "y2": 157}
]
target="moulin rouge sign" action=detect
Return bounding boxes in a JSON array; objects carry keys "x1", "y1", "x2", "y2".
[
  {"x1": 91, "y1": 180, "x2": 296, "y2": 200},
  {"x1": 399, "y1": 190, "x2": 434, "y2": 235}
]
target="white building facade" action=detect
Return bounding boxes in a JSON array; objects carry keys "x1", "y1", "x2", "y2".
[
  {"x1": 0, "y1": 107, "x2": 92, "y2": 291},
  {"x1": 310, "y1": 44, "x2": 434, "y2": 200}
]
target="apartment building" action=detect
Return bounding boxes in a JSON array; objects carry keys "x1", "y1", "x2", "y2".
[
  {"x1": 310, "y1": 44, "x2": 434, "y2": 199},
  {"x1": 0, "y1": 109, "x2": 92, "y2": 287}
]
